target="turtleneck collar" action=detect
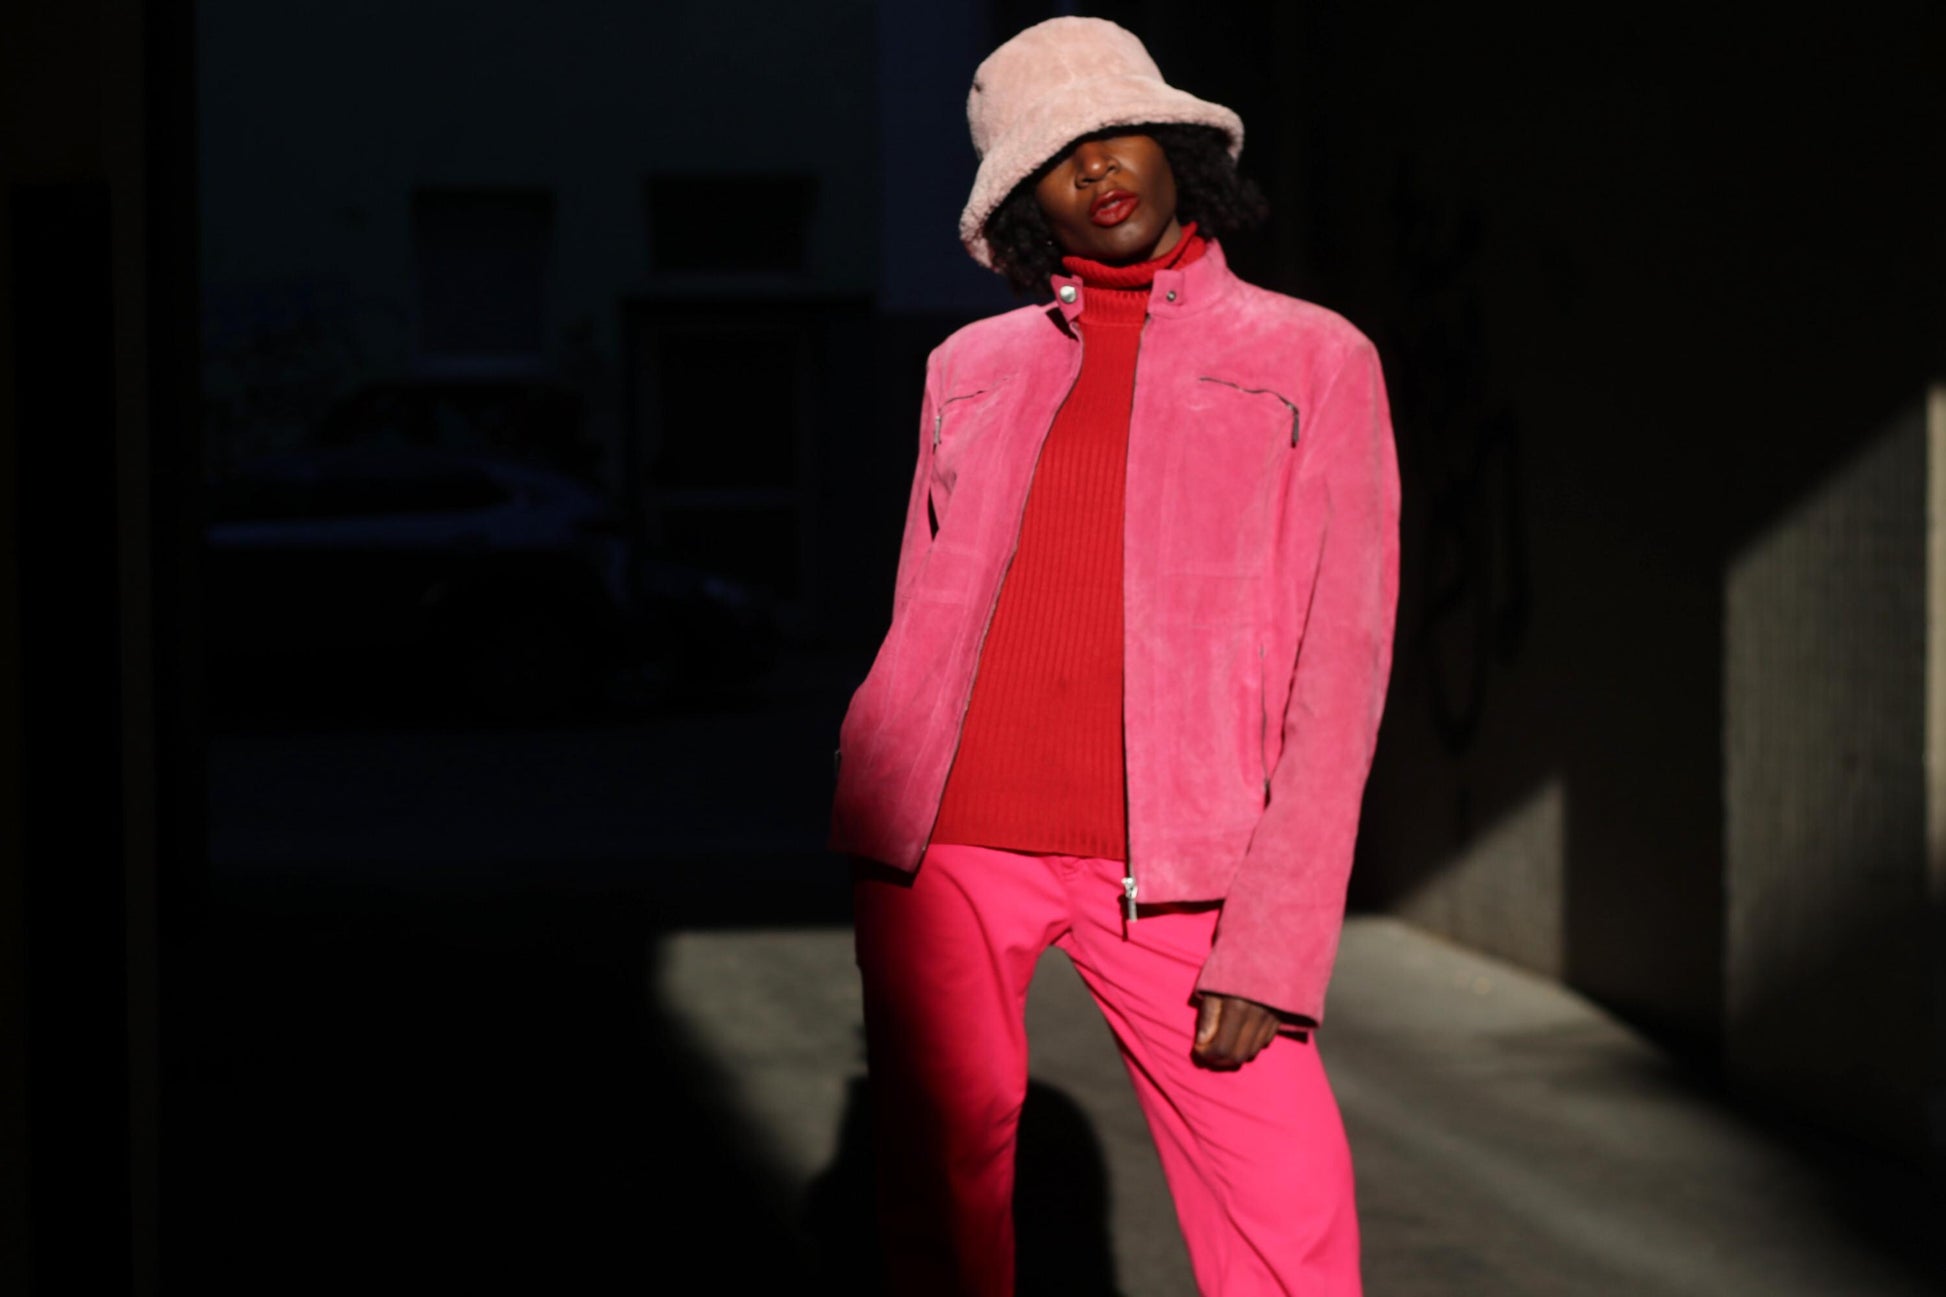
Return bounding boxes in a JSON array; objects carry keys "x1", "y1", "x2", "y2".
[
  {"x1": 1061, "y1": 220, "x2": 1204, "y2": 288},
  {"x1": 1056, "y1": 222, "x2": 1207, "y2": 327}
]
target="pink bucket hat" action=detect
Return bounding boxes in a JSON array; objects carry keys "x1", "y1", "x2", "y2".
[{"x1": 960, "y1": 17, "x2": 1244, "y2": 270}]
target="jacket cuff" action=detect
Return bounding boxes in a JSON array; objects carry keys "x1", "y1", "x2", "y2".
[{"x1": 1192, "y1": 955, "x2": 1327, "y2": 1029}]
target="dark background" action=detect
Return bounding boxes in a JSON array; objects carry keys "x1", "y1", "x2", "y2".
[{"x1": 2, "y1": 0, "x2": 1942, "y2": 1292}]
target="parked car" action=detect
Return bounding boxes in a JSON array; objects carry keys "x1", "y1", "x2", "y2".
[{"x1": 204, "y1": 445, "x2": 774, "y2": 723}]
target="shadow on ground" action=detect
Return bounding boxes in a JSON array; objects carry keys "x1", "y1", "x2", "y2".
[
  {"x1": 180, "y1": 864, "x2": 1126, "y2": 1295},
  {"x1": 804, "y1": 1076, "x2": 1124, "y2": 1297}
]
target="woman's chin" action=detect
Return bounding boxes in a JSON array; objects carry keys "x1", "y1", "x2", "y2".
[{"x1": 1072, "y1": 219, "x2": 1171, "y2": 264}]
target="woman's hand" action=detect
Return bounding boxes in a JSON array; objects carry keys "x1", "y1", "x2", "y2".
[{"x1": 1191, "y1": 993, "x2": 1281, "y2": 1069}]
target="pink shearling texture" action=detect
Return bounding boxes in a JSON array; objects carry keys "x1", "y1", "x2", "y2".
[{"x1": 960, "y1": 17, "x2": 1244, "y2": 270}]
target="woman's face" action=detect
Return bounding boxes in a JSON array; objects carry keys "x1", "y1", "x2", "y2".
[{"x1": 1032, "y1": 132, "x2": 1183, "y2": 265}]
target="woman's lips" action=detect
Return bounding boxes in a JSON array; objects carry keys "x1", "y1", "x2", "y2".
[{"x1": 1090, "y1": 191, "x2": 1138, "y2": 227}]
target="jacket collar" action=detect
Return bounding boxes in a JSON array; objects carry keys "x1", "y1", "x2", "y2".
[{"x1": 1048, "y1": 236, "x2": 1240, "y2": 326}]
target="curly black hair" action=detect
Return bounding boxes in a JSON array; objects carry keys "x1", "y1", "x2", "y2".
[{"x1": 983, "y1": 122, "x2": 1269, "y2": 296}]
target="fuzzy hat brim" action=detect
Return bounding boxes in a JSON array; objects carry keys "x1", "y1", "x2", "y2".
[{"x1": 959, "y1": 73, "x2": 1243, "y2": 271}]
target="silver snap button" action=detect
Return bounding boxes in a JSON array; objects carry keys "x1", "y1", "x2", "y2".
[
  {"x1": 1165, "y1": 290, "x2": 1178, "y2": 302},
  {"x1": 1057, "y1": 285, "x2": 1077, "y2": 304}
]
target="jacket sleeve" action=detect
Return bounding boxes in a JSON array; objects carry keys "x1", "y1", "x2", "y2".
[{"x1": 1192, "y1": 336, "x2": 1401, "y2": 1027}]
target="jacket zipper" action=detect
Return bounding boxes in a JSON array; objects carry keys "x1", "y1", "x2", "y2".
[
  {"x1": 932, "y1": 389, "x2": 990, "y2": 450},
  {"x1": 1196, "y1": 376, "x2": 1300, "y2": 446},
  {"x1": 1120, "y1": 312, "x2": 1155, "y2": 924},
  {"x1": 913, "y1": 352, "x2": 1085, "y2": 869}
]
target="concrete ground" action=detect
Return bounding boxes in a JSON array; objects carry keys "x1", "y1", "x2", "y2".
[
  {"x1": 660, "y1": 917, "x2": 1940, "y2": 1297},
  {"x1": 197, "y1": 657, "x2": 1941, "y2": 1293}
]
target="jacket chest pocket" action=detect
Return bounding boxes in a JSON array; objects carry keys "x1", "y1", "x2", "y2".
[
  {"x1": 928, "y1": 381, "x2": 1013, "y2": 536},
  {"x1": 1161, "y1": 379, "x2": 1300, "y2": 577}
]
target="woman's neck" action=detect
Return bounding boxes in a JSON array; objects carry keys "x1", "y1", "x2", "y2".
[
  {"x1": 1060, "y1": 221, "x2": 1205, "y2": 293},
  {"x1": 1131, "y1": 216, "x2": 1187, "y2": 265}
]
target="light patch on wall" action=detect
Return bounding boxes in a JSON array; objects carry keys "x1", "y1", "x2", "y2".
[
  {"x1": 1392, "y1": 775, "x2": 1566, "y2": 979},
  {"x1": 1723, "y1": 394, "x2": 1931, "y2": 1155}
]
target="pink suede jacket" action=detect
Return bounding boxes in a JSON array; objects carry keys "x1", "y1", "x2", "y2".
[{"x1": 830, "y1": 240, "x2": 1400, "y2": 1026}]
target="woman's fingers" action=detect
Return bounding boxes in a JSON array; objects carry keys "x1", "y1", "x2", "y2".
[
  {"x1": 1253, "y1": 1015, "x2": 1279, "y2": 1056},
  {"x1": 1194, "y1": 992, "x2": 1223, "y2": 1049},
  {"x1": 1192, "y1": 994, "x2": 1279, "y2": 1068}
]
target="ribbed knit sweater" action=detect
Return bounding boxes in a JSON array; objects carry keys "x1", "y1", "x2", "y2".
[{"x1": 929, "y1": 225, "x2": 1208, "y2": 861}]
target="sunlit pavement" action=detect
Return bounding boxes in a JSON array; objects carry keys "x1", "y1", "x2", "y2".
[{"x1": 661, "y1": 917, "x2": 1940, "y2": 1296}]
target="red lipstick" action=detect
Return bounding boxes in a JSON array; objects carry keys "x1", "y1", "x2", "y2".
[{"x1": 1090, "y1": 188, "x2": 1138, "y2": 227}]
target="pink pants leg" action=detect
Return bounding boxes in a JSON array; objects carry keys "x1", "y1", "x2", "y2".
[{"x1": 853, "y1": 841, "x2": 1361, "y2": 1297}]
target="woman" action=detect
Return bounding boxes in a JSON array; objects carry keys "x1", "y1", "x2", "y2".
[{"x1": 831, "y1": 17, "x2": 1399, "y2": 1296}]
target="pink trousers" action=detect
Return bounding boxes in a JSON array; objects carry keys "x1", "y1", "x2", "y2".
[{"x1": 853, "y1": 841, "x2": 1361, "y2": 1296}]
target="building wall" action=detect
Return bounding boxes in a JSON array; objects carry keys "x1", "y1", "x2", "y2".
[
  {"x1": 1275, "y1": 0, "x2": 1946, "y2": 1138},
  {"x1": 1724, "y1": 398, "x2": 1937, "y2": 1152},
  {"x1": 2, "y1": 2, "x2": 199, "y2": 1287}
]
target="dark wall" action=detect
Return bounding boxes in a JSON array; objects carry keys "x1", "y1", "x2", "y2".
[
  {"x1": 1, "y1": 2, "x2": 200, "y2": 1291},
  {"x1": 1285, "y1": 2, "x2": 1946, "y2": 1052}
]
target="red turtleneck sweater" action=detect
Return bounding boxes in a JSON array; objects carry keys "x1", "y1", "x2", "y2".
[{"x1": 930, "y1": 225, "x2": 1208, "y2": 861}]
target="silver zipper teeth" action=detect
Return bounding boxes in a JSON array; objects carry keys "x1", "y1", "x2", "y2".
[
  {"x1": 913, "y1": 354, "x2": 1084, "y2": 869},
  {"x1": 1196, "y1": 376, "x2": 1300, "y2": 446},
  {"x1": 1121, "y1": 311, "x2": 1154, "y2": 925}
]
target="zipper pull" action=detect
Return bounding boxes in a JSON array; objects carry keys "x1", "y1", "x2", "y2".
[{"x1": 1122, "y1": 874, "x2": 1139, "y2": 922}]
